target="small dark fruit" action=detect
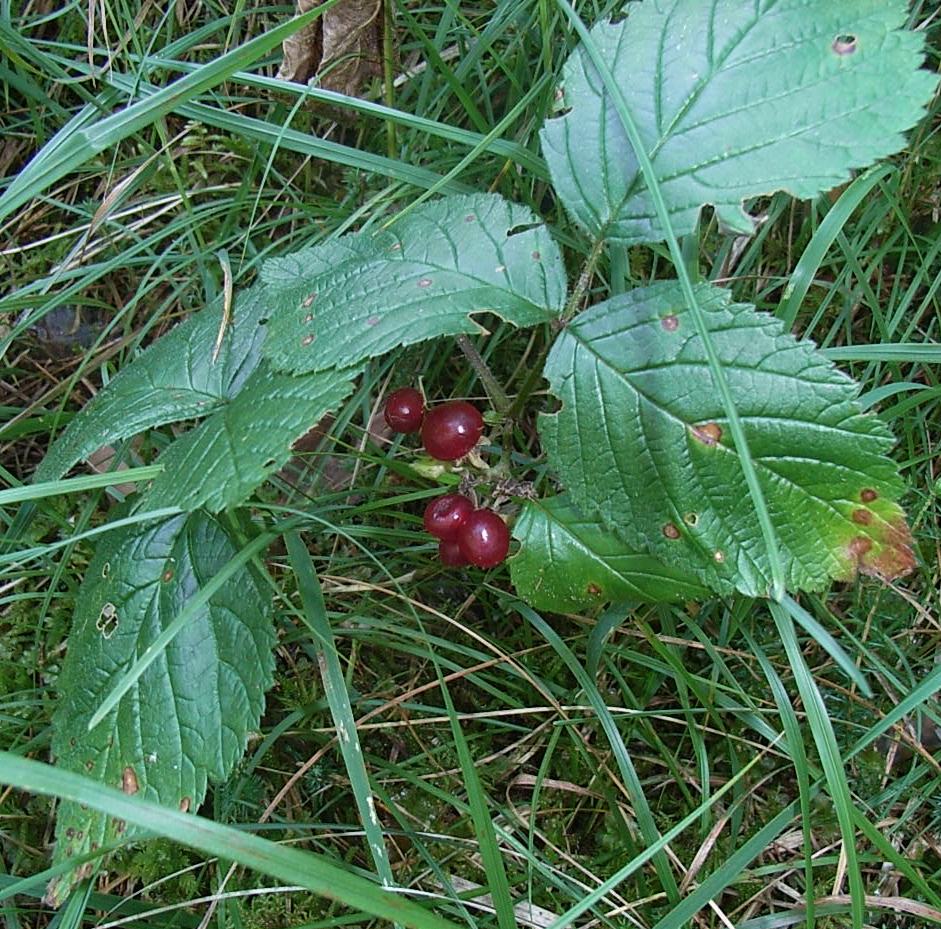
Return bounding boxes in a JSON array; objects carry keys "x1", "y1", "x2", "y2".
[
  {"x1": 421, "y1": 401, "x2": 484, "y2": 461},
  {"x1": 457, "y1": 509, "x2": 510, "y2": 568},
  {"x1": 423, "y1": 493, "x2": 474, "y2": 541},
  {"x1": 384, "y1": 387, "x2": 425, "y2": 433},
  {"x1": 439, "y1": 539, "x2": 468, "y2": 566}
]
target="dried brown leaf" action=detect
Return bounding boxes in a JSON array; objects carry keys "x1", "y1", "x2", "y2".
[{"x1": 277, "y1": 0, "x2": 382, "y2": 98}]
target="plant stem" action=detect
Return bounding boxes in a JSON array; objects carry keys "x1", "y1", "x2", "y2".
[
  {"x1": 508, "y1": 236, "x2": 606, "y2": 419},
  {"x1": 456, "y1": 334, "x2": 511, "y2": 414}
]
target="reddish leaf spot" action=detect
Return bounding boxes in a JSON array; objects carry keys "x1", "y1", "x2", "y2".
[
  {"x1": 367, "y1": 315, "x2": 381, "y2": 326},
  {"x1": 532, "y1": 250, "x2": 541, "y2": 260},
  {"x1": 586, "y1": 582, "x2": 602, "y2": 597},
  {"x1": 495, "y1": 264, "x2": 507, "y2": 273},
  {"x1": 690, "y1": 422, "x2": 722, "y2": 446},
  {"x1": 122, "y1": 766, "x2": 139, "y2": 795},
  {"x1": 301, "y1": 334, "x2": 315, "y2": 347},
  {"x1": 390, "y1": 242, "x2": 402, "y2": 251},
  {"x1": 661, "y1": 315, "x2": 679, "y2": 331},
  {"x1": 860, "y1": 488, "x2": 878, "y2": 503},
  {"x1": 180, "y1": 797, "x2": 191, "y2": 813},
  {"x1": 465, "y1": 214, "x2": 476, "y2": 223},
  {"x1": 302, "y1": 292, "x2": 317, "y2": 308},
  {"x1": 713, "y1": 550, "x2": 725, "y2": 563},
  {"x1": 832, "y1": 34, "x2": 857, "y2": 55},
  {"x1": 848, "y1": 536, "x2": 872, "y2": 559},
  {"x1": 662, "y1": 522, "x2": 681, "y2": 540},
  {"x1": 418, "y1": 278, "x2": 432, "y2": 288},
  {"x1": 304, "y1": 313, "x2": 314, "y2": 323},
  {"x1": 161, "y1": 568, "x2": 174, "y2": 582},
  {"x1": 852, "y1": 509, "x2": 873, "y2": 526}
]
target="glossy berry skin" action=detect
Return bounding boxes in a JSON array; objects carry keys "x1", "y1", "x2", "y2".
[
  {"x1": 421, "y1": 401, "x2": 484, "y2": 461},
  {"x1": 438, "y1": 539, "x2": 468, "y2": 567},
  {"x1": 423, "y1": 493, "x2": 474, "y2": 541},
  {"x1": 457, "y1": 509, "x2": 510, "y2": 568},
  {"x1": 384, "y1": 387, "x2": 424, "y2": 433}
]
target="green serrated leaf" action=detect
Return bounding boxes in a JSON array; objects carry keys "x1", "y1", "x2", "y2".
[
  {"x1": 262, "y1": 193, "x2": 566, "y2": 375},
  {"x1": 46, "y1": 511, "x2": 274, "y2": 906},
  {"x1": 540, "y1": 281, "x2": 915, "y2": 597},
  {"x1": 541, "y1": 0, "x2": 937, "y2": 244},
  {"x1": 35, "y1": 286, "x2": 269, "y2": 483},
  {"x1": 510, "y1": 495, "x2": 709, "y2": 611},
  {"x1": 137, "y1": 362, "x2": 360, "y2": 513}
]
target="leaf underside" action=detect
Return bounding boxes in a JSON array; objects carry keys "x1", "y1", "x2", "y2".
[
  {"x1": 510, "y1": 495, "x2": 710, "y2": 611},
  {"x1": 261, "y1": 193, "x2": 567, "y2": 375},
  {"x1": 35, "y1": 286, "x2": 269, "y2": 484},
  {"x1": 541, "y1": 0, "x2": 938, "y2": 244},
  {"x1": 46, "y1": 511, "x2": 274, "y2": 907},
  {"x1": 138, "y1": 362, "x2": 360, "y2": 513},
  {"x1": 539, "y1": 281, "x2": 914, "y2": 597}
]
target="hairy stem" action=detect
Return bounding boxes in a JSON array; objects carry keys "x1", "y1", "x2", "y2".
[{"x1": 456, "y1": 334, "x2": 511, "y2": 415}]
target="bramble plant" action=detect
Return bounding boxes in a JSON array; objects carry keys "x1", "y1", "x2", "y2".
[{"x1": 13, "y1": 0, "x2": 938, "y2": 911}]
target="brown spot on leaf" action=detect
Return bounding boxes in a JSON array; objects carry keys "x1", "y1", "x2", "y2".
[
  {"x1": 417, "y1": 278, "x2": 432, "y2": 288},
  {"x1": 860, "y1": 488, "x2": 878, "y2": 503},
  {"x1": 161, "y1": 568, "x2": 174, "y2": 582},
  {"x1": 465, "y1": 214, "x2": 476, "y2": 223},
  {"x1": 301, "y1": 333, "x2": 315, "y2": 347},
  {"x1": 586, "y1": 582, "x2": 602, "y2": 597},
  {"x1": 832, "y1": 34, "x2": 857, "y2": 55},
  {"x1": 684, "y1": 512, "x2": 698, "y2": 526},
  {"x1": 85, "y1": 760, "x2": 93, "y2": 772},
  {"x1": 532, "y1": 250, "x2": 541, "y2": 260},
  {"x1": 690, "y1": 422, "x2": 722, "y2": 446},
  {"x1": 75, "y1": 862, "x2": 94, "y2": 881},
  {"x1": 180, "y1": 797, "x2": 191, "y2": 813},
  {"x1": 852, "y1": 509, "x2": 873, "y2": 526},
  {"x1": 661, "y1": 315, "x2": 679, "y2": 331},
  {"x1": 842, "y1": 516, "x2": 915, "y2": 583},
  {"x1": 302, "y1": 292, "x2": 317, "y2": 308},
  {"x1": 114, "y1": 819, "x2": 125, "y2": 834},
  {"x1": 65, "y1": 828, "x2": 75, "y2": 839},
  {"x1": 662, "y1": 522, "x2": 681, "y2": 540},
  {"x1": 122, "y1": 766, "x2": 139, "y2": 795},
  {"x1": 304, "y1": 313, "x2": 314, "y2": 323}
]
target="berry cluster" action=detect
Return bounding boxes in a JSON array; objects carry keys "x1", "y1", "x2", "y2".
[
  {"x1": 424, "y1": 493, "x2": 510, "y2": 568},
  {"x1": 383, "y1": 387, "x2": 509, "y2": 568},
  {"x1": 384, "y1": 389, "x2": 483, "y2": 461}
]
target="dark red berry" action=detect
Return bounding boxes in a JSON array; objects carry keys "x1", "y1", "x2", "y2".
[
  {"x1": 439, "y1": 539, "x2": 468, "y2": 566},
  {"x1": 384, "y1": 387, "x2": 424, "y2": 433},
  {"x1": 423, "y1": 493, "x2": 474, "y2": 541},
  {"x1": 421, "y1": 401, "x2": 484, "y2": 461},
  {"x1": 457, "y1": 509, "x2": 510, "y2": 568}
]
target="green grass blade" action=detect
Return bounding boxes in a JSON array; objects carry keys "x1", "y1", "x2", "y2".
[
  {"x1": 284, "y1": 531, "x2": 396, "y2": 890},
  {"x1": 770, "y1": 601, "x2": 865, "y2": 929},
  {"x1": 778, "y1": 166, "x2": 893, "y2": 329},
  {"x1": 553, "y1": 0, "x2": 785, "y2": 599},
  {"x1": 0, "y1": 752, "x2": 463, "y2": 929},
  {"x1": 822, "y1": 344, "x2": 941, "y2": 362},
  {"x1": 0, "y1": 466, "x2": 164, "y2": 506},
  {"x1": 516, "y1": 601, "x2": 680, "y2": 903},
  {"x1": 780, "y1": 594, "x2": 871, "y2": 696},
  {"x1": 0, "y1": 1, "x2": 339, "y2": 224},
  {"x1": 437, "y1": 677, "x2": 517, "y2": 929}
]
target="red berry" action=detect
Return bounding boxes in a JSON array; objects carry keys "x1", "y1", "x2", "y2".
[
  {"x1": 439, "y1": 539, "x2": 468, "y2": 566},
  {"x1": 457, "y1": 509, "x2": 510, "y2": 568},
  {"x1": 421, "y1": 401, "x2": 484, "y2": 461},
  {"x1": 423, "y1": 493, "x2": 474, "y2": 541},
  {"x1": 384, "y1": 387, "x2": 424, "y2": 433}
]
